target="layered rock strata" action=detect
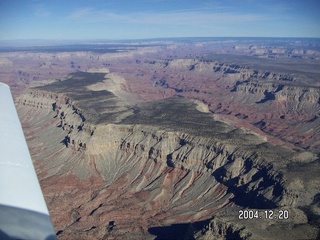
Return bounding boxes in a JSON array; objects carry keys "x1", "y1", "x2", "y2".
[{"x1": 16, "y1": 72, "x2": 320, "y2": 239}]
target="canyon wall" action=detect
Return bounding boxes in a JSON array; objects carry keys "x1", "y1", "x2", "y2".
[
  {"x1": 16, "y1": 85, "x2": 320, "y2": 239},
  {"x1": 3, "y1": 39, "x2": 319, "y2": 239}
]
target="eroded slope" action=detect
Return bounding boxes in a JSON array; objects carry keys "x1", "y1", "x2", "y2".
[{"x1": 16, "y1": 71, "x2": 320, "y2": 239}]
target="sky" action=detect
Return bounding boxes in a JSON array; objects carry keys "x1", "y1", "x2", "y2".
[{"x1": 0, "y1": 0, "x2": 319, "y2": 40}]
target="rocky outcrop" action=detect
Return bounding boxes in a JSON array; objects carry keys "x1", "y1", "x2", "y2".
[
  {"x1": 17, "y1": 89, "x2": 94, "y2": 153},
  {"x1": 233, "y1": 44, "x2": 320, "y2": 59},
  {"x1": 139, "y1": 56, "x2": 320, "y2": 151},
  {"x1": 6, "y1": 39, "x2": 320, "y2": 239},
  {"x1": 16, "y1": 83, "x2": 320, "y2": 239},
  {"x1": 233, "y1": 82, "x2": 320, "y2": 105},
  {"x1": 148, "y1": 59, "x2": 296, "y2": 82},
  {"x1": 194, "y1": 216, "x2": 252, "y2": 240}
]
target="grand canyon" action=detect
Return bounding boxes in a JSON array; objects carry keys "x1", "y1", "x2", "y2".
[{"x1": 1, "y1": 38, "x2": 320, "y2": 239}]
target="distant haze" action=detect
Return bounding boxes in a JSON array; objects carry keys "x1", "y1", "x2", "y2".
[{"x1": 0, "y1": 0, "x2": 320, "y2": 40}]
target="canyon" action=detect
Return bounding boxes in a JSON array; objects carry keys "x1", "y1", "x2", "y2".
[{"x1": 1, "y1": 38, "x2": 320, "y2": 239}]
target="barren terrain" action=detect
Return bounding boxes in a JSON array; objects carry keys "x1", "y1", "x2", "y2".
[{"x1": 1, "y1": 38, "x2": 320, "y2": 239}]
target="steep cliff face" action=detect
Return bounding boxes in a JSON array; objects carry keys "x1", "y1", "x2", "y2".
[
  {"x1": 16, "y1": 85, "x2": 320, "y2": 239},
  {"x1": 140, "y1": 57, "x2": 320, "y2": 152},
  {"x1": 233, "y1": 82, "x2": 320, "y2": 104},
  {"x1": 233, "y1": 43, "x2": 320, "y2": 59},
  {"x1": 152, "y1": 59, "x2": 296, "y2": 83},
  {"x1": 4, "y1": 39, "x2": 319, "y2": 239},
  {"x1": 18, "y1": 88, "x2": 285, "y2": 201},
  {"x1": 193, "y1": 216, "x2": 253, "y2": 240},
  {"x1": 230, "y1": 81, "x2": 320, "y2": 151}
]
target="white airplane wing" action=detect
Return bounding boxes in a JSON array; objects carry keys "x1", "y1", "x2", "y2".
[{"x1": 0, "y1": 83, "x2": 56, "y2": 240}]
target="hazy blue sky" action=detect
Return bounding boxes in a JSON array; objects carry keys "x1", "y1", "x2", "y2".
[{"x1": 0, "y1": 0, "x2": 319, "y2": 40}]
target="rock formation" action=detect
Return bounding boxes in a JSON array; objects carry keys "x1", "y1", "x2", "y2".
[
  {"x1": 16, "y1": 69, "x2": 320, "y2": 239},
  {"x1": 1, "y1": 38, "x2": 318, "y2": 239}
]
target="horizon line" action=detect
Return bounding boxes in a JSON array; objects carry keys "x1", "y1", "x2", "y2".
[
  {"x1": 1, "y1": 36, "x2": 319, "y2": 46},
  {"x1": 1, "y1": 36, "x2": 320, "y2": 41}
]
